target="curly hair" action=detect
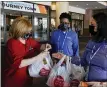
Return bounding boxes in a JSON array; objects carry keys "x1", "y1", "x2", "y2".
[{"x1": 59, "y1": 12, "x2": 71, "y2": 22}]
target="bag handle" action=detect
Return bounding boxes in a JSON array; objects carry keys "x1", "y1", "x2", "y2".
[
  {"x1": 66, "y1": 56, "x2": 72, "y2": 74},
  {"x1": 54, "y1": 55, "x2": 66, "y2": 68},
  {"x1": 45, "y1": 52, "x2": 53, "y2": 68}
]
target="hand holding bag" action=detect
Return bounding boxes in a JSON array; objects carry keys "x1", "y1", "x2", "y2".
[{"x1": 28, "y1": 52, "x2": 53, "y2": 77}]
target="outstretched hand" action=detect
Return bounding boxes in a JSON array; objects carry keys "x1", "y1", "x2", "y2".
[{"x1": 40, "y1": 43, "x2": 52, "y2": 51}]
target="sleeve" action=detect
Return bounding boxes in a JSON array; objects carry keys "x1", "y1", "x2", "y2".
[
  {"x1": 72, "y1": 33, "x2": 79, "y2": 57},
  {"x1": 5, "y1": 41, "x2": 25, "y2": 76},
  {"x1": 50, "y1": 31, "x2": 55, "y2": 45},
  {"x1": 80, "y1": 50, "x2": 88, "y2": 67},
  {"x1": 81, "y1": 40, "x2": 93, "y2": 67}
]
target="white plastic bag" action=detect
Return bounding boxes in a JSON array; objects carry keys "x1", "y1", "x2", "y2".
[
  {"x1": 70, "y1": 60, "x2": 85, "y2": 81},
  {"x1": 47, "y1": 55, "x2": 72, "y2": 87},
  {"x1": 28, "y1": 52, "x2": 53, "y2": 77}
]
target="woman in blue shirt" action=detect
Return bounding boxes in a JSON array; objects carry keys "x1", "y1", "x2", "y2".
[
  {"x1": 81, "y1": 12, "x2": 107, "y2": 82},
  {"x1": 50, "y1": 13, "x2": 79, "y2": 59}
]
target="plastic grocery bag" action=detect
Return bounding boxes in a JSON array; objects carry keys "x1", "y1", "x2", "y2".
[
  {"x1": 70, "y1": 61, "x2": 85, "y2": 81},
  {"x1": 47, "y1": 55, "x2": 72, "y2": 87},
  {"x1": 28, "y1": 52, "x2": 53, "y2": 77}
]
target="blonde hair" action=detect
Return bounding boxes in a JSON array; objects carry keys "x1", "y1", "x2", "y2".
[{"x1": 9, "y1": 17, "x2": 32, "y2": 39}]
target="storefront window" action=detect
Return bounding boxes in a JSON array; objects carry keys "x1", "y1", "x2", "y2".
[
  {"x1": 70, "y1": 12, "x2": 84, "y2": 35},
  {"x1": 1, "y1": 1, "x2": 50, "y2": 44},
  {"x1": 80, "y1": 15, "x2": 83, "y2": 20},
  {"x1": 72, "y1": 13, "x2": 79, "y2": 19},
  {"x1": 51, "y1": 18, "x2": 56, "y2": 30},
  {"x1": 34, "y1": 17, "x2": 48, "y2": 41},
  {"x1": 72, "y1": 13, "x2": 83, "y2": 20}
]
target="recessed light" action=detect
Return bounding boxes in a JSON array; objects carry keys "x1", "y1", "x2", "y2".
[
  {"x1": 86, "y1": 8, "x2": 87, "y2": 9},
  {"x1": 86, "y1": 4, "x2": 88, "y2": 5},
  {"x1": 76, "y1": 5, "x2": 78, "y2": 6},
  {"x1": 95, "y1": 7, "x2": 98, "y2": 8}
]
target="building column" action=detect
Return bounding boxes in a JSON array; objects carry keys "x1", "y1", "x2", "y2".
[
  {"x1": 56, "y1": 2, "x2": 69, "y2": 27},
  {"x1": 84, "y1": 9, "x2": 93, "y2": 36}
]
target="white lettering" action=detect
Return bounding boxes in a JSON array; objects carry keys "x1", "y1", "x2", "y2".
[
  {"x1": 25, "y1": 7, "x2": 33, "y2": 11},
  {"x1": 3, "y1": 2, "x2": 37, "y2": 13}
]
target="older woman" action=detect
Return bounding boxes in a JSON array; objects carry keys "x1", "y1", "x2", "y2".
[
  {"x1": 81, "y1": 12, "x2": 107, "y2": 82},
  {"x1": 3, "y1": 17, "x2": 51, "y2": 87}
]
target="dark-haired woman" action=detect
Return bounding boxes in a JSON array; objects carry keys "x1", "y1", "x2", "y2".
[{"x1": 81, "y1": 12, "x2": 107, "y2": 82}]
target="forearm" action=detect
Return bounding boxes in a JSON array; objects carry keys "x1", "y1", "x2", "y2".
[
  {"x1": 73, "y1": 45, "x2": 79, "y2": 57},
  {"x1": 19, "y1": 55, "x2": 40, "y2": 68}
]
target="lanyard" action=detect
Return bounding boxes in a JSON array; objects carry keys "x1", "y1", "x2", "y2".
[
  {"x1": 85, "y1": 42, "x2": 105, "y2": 81},
  {"x1": 57, "y1": 30, "x2": 68, "y2": 53},
  {"x1": 89, "y1": 42, "x2": 105, "y2": 64}
]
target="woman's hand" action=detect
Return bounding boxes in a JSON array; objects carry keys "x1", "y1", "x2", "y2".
[
  {"x1": 45, "y1": 44, "x2": 52, "y2": 51},
  {"x1": 52, "y1": 52, "x2": 64, "y2": 59},
  {"x1": 40, "y1": 43, "x2": 51, "y2": 51}
]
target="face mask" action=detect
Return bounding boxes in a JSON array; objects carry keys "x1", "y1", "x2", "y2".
[
  {"x1": 59, "y1": 23, "x2": 69, "y2": 31},
  {"x1": 89, "y1": 25, "x2": 94, "y2": 30},
  {"x1": 89, "y1": 25, "x2": 97, "y2": 36},
  {"x1": 22, "y1": 33, "x2": 32, "y2": 39}
]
